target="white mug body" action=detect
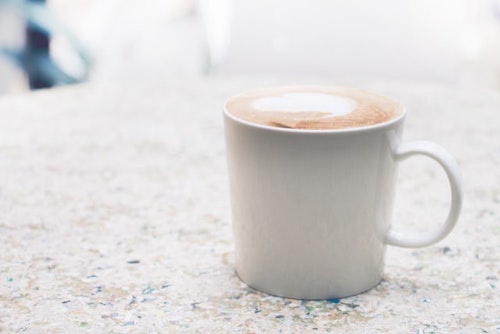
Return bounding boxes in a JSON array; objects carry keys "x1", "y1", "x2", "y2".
[
  {"x1": 224, "y1": 111, "x2": 405, "y2": 299},
  {"x1": 224, "y1": 86, "x2": 463, "y2": 300}
]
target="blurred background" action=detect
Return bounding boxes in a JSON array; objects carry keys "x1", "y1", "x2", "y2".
[{"x1": 2, "y1": 0, "x2": 500, "y2": 94}]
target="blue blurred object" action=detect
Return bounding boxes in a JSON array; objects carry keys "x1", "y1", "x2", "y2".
[{"x1": 0, "y1": 0, "x2": 92, "y2": 89}]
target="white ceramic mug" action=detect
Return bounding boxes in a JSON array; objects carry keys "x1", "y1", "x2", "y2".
[{"x1": 223, "y1": 88, "x2": 462, "y2": 300}]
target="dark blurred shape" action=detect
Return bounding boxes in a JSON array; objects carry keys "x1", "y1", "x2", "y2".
[
  {"x1": 0, "y1": 0, "x2": 92, "y2": 90},
  {"x1": 26, "y1": 0, "x2": 50, "y2": 89}
]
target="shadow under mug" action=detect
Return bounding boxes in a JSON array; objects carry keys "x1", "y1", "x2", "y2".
[{"x1": 223, "y1": 88, "x2": 462, "y2": 300}]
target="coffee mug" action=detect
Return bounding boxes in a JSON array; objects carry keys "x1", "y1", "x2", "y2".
[{"x1": 223, "y1": 86, "x2": 462, "y2": 299}]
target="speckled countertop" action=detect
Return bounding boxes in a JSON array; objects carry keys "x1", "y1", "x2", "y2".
[{"x1": 0, "y1": 78, "x2": 498, "y2": 333}]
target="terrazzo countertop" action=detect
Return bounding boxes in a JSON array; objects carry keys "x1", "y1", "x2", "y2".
[{"x1": 0, "y1": 78, "x2": 498, "y2": 333}]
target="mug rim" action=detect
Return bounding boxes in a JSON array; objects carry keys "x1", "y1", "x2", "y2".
[{"x1": 223, "y1": 85, "x2": 406, "y2": 134}]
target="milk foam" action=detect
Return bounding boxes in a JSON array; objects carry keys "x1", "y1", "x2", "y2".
[
  {"x1": 225, "y1": 86, "x2": 403, "y2": 130},
  {"x1": 252, "y1": 93, "x2": 356, "y2": 117}
]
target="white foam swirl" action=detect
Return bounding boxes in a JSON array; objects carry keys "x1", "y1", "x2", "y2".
[{"x1": 251, "y1": 92, "x2": 356, "y2": 117}]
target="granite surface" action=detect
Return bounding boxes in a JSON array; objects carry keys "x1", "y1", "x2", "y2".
[{"x1": 0, "y1": 78, "x2": 498, "y2": 333}]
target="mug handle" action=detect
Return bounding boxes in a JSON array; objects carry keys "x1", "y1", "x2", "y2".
[{"x1": 385, "y1": 138, "x2": 463, "y2": 248}]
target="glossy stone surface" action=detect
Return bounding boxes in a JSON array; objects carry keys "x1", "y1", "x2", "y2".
[{"x1": 0, "y1": 78, "x2": 498, "y2": 332}]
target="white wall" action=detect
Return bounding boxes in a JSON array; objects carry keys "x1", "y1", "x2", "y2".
[
  {"x1": 0, "y1": 8, "x2": 25, "y2": 94},
  {"x1": 202, "y1": 0, "x2": 500, "y2": 87},
  {"x1": 3, "y1": 0, "x2": 500, "y2": 91}
]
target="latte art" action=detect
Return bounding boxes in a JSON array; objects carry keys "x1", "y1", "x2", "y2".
[
  {"x1": 252, "y1": 92, "x2": 356, "y2": 116},
  {"x1": 225, "y1": 86, "x2": 403, "y2": 130}
]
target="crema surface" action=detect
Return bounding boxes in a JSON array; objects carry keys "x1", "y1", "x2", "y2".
[{"x1": 225, "y1": 86, "x2": 403, "y2": 130}]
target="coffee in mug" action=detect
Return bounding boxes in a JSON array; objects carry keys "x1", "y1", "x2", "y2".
[
  {"x1": 225, "y1": 85, "x2": 403, "y2": 130},
  {"x1": 223, "y1": 85, "x2": 462, "y2": 299}
]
